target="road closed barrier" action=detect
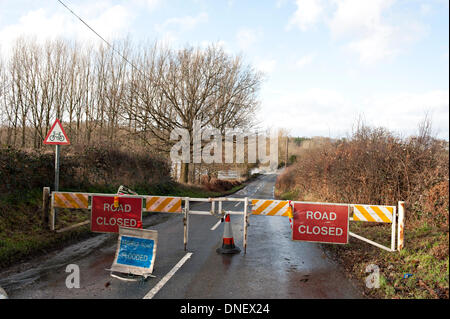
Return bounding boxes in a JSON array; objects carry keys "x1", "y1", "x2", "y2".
[
  {"x1": 251, "y1": 199, "x2": 291, "y2": 216},
  {"x1": 43, "y1": 187, "x2": 405, "y2": 252},
  {"x1": 145, "y1": 196, "x2": 182, "y2": 213},
  {"x1": 53, "y1": 192, "x2": 89, "y2": 209},
  {"x1": 44, "y1": 188, "x2": 184, "y2": 233}
]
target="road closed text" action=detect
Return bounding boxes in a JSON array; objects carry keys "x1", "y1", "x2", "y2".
[
  {"x1": 292, "y1": 203, "x2": 349, "y2": 244},
  {"x1": 298, "y1": 210, "x2": 344, "y2": 236},
  {"x1": 91, "y1": 196, "x2": 142, "y2": 233},
  {"x1": 298, "y1": 225, "x2": 343, "y2": 236},
  {"x1": 95, "y1": 216, "x2": 137, "y2": 227}
]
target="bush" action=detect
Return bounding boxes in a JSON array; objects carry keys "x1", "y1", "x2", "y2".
[
  {"x1": 276, "y1": 123, "x2": 449, "y2": 228},
  {"x1": 202, "y1": 178, "x2": 241, "y2": 192},
  {"x1": 0, "y1": 145, "x2": 171, "y2": 199}
]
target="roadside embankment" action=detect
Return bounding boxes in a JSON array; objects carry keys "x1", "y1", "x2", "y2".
[{"x1": 275, "y1": 125, "x2": 449, "y2": 299}]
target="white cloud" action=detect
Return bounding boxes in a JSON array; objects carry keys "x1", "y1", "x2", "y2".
[
  {"x1": 327, "y1": 0, "x2": 427, "y2": 64},
  {"x1": 295, "y1": 53, "x2": 315, "y2": 68},
  {"x1": 276, "y1": 0, "x2": 288, "y2": 8},
  {"x1": 285, "y1": 0, "x2": 428, "y2": 64},
  {"x1": 328, "y1": 0, "x2": 394, "y2": 38},
  {"x1": 0, "y1": 4, "x2": 134, "y2": 57},
  {"x1": 236, "y1": 28, "x2": 262, "y2": 51},
  {"x1": 347, "y1": 25, "x2": 397, "y2": 64},
  {"x1": 260, "y1": 88, "x2": 449, "y2": 139},
  {"x1": 256, "y1": 58, "x2": 277, "y2": 74},
  {"x1": 420, "y1": 3, "x2": 432, "y2": 15},
  {"x1": 156, "y1": 12, "x2": 208, "y2": 33},
  {"x1": 260, "y1": 88, "x2": 352, "y2": 137},
  {"x1": 154, "y1": 12, "x2": 208, "y2": 48},
  {"x1": 347, "y1": 21, "x2": 427, "y2": 64},
  {"x1": 286, "y1": 0, "x2": 323, "y2": 31},
  {"x1": 361, "y1": 90, "x2": 449, "y2": 138},
  {"x1": 133, "y1": 0, "x2": 161, "y2": 11}
]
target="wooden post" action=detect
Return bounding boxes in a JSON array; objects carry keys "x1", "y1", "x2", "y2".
[
  {"x1": 42, "y1": 187, "x2": 50, "y2": 225},
  {"x1": 285, "y1": 136, "x2": 288, "y2": 168}
]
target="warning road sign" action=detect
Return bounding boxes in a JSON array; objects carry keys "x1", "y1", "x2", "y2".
[
  {"x1": 292, "y1": 203, "x2": 349, "y2": 244},
  {"x1": 91, "y1": 196, "x2": 143, "y2": 233},
  {"x1": 43, "y1": 119, "x2": 70, "y2": 145}
]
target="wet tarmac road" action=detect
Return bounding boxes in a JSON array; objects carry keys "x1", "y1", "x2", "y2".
[{"x1": 0, "y1": 173, "x2": 363, "y2": 299}]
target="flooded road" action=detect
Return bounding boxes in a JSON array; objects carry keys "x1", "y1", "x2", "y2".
[{"x1": 0, "y1": 173, "x2": 363, "y2": 299}]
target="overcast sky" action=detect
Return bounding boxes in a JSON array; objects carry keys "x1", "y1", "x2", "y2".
[{"x1": 0, "y1": 0, "x2": 448, "y2": 139}]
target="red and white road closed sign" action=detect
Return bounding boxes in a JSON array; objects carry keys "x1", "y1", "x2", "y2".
[
  {"x1": 292, "y1": 203, "x2": 349, "y2": 244},
  {"x1": 91, "y1": 196, "x2": 143, "y2": 233}
]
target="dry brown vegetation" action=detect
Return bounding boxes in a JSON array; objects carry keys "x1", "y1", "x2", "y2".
[
  {"x1": 277, "y1": 121, "x2": 449, "y2": 228},
  {"x1": 276, "y1": 119, "x2": 449, "y2": 299}
]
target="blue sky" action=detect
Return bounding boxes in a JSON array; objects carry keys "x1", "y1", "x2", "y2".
[{"x1": 0, "y1": 0, "x2": 448, "y2": 139}]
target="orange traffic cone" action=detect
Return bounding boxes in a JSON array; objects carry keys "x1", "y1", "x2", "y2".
[{"x1": 216, "y1": 214, "x2": 241, "y2": 254}]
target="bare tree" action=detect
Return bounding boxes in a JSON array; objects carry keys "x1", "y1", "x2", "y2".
[{"x1": 124, "y1": 44, "x2": 262, "y2": 182}]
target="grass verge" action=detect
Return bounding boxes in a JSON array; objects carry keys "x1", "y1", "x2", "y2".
[
  {"x1": 323, "y1": 221, "x2": 448, "y2": 299},
  {"x1": 275, "y1": 187, "x2": 449, "y2": 299}
]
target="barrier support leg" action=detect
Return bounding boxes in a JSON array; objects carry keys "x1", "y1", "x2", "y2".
[
  {"x1": 391, "y1": 206, "x2": 397, "y2": 251},
  {"x1": 397, "y1": 201, "x2": 405, "y2": 251},
  {"x1": 49, "y1": 193, "x2": 56, "y2": 231},
  {"x1": 243, "y1": 197, "x2": 249, "y2": 254},
  {"x1": 184, "y1": 198, "x2": 190, "y2": 251}
]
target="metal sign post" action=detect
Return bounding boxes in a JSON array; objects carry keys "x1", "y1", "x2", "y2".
[{"x1": 54, "y1": 144, "x2": 60, "y2": 191}]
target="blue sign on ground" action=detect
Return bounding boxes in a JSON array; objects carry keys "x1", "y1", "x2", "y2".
[{"x1": 117, "y1": 236, "x2": 155, "y2": 269}]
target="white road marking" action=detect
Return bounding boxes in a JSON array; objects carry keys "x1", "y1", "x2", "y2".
[
  {"x1": 143, "y1": 252, "x2": 193, "y2": 299},
  {"x1": 210, "y1": 219, "x2": 222, "y2": 231},
  {"x1": 234, "y1": 202, "x2": 240, "y2": 207}
]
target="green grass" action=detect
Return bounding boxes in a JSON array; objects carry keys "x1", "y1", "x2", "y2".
[
  {"x1": 322, "y1": 221, "x2": 449, "y2": 299},
  {"x1": 277, "y1": 188, "x2": 300, "y2": 201}
]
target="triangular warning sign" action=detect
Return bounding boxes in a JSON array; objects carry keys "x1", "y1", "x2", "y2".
[{"x1": 43, "y1": 119, "x2": 70, "y2": 145}]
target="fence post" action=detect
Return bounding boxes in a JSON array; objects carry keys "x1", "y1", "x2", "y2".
[
  {"x1": 397, "y1": 201, "x2": 405, "y2": 251},
  {"x1": 42, "y1": 187, "x2": 50, "y2": 226},
  {"x1": 184, "y1": 198, "x2": 189, "y2": 251}
]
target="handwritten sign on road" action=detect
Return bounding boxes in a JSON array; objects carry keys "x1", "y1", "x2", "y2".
[{"x1": 110, "y1": 227, "x2": 158, "y2": 278}]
